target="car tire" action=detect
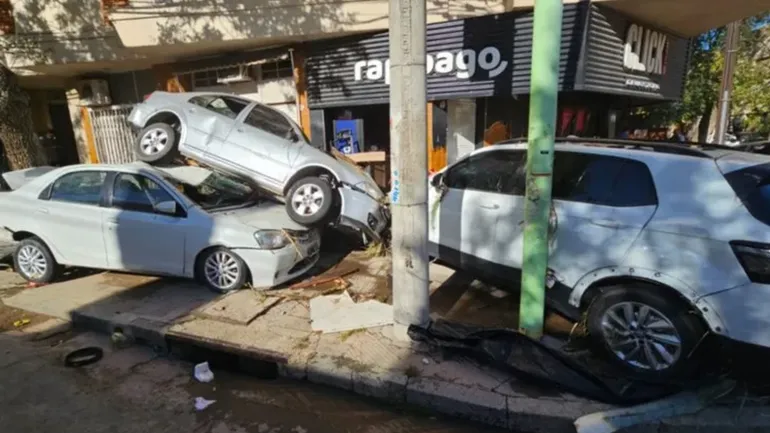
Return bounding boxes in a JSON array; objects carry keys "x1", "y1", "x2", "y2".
[
  {"x1": 585, "y1": 284, "x2": 706, "y2": 380},
  {"x1": 13, "y1": 237, "x2": 59, "y2": 284},
  {"x1": 285, "y1": 177, "x2": 334, "y2": 226},
  {"x1": 134, "y1": 122, "x2": 178, "y2": 164},
  {"x1": 196, "y1": 247, "x2": 248, "y2": 294}
]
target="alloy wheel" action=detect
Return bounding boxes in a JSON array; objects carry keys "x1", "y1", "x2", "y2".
[
  {"x1": 140, "y1": 128, "x2": 169, "y2": 155},
  {"x1": 203, "y1": 251, "x2": 241, "y2": 291},
  {"x1": 291, "y1": 184, "x2": 325, "y2": 216},
  {"x1": 600, "y1": 301, "x2": 682, "y2": 371},
  {"x1": 17, "y1": 244, "x2": 47, "y2": 279}
]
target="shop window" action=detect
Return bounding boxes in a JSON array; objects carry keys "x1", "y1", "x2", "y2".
[
  {"x1": 261, "y1": 60, "x2": 293, "y2": 80},
  {"x1": 183, "y1": 66, "x2": 249, "y2": 90}
]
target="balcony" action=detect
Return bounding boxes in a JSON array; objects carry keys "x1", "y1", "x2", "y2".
[
  {"x1": 0, "y1": 0, "x2": 144, "y2": 76},
  {"x1": 107, "y1": 0, "x2": 512, "y2": 56}
]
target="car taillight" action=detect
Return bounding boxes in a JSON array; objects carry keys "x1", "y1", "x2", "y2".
[{"x1": 731, "y1": 241, "x2": 770, "y2": 284}]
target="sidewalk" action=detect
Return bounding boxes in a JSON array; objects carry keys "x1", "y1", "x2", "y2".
[{"x1": 2, "y1": 258, "x2": 768, "y2": 433}]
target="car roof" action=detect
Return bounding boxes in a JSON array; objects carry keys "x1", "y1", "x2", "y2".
[{"x1": 477, "y1": 138, "x2": 770, "y2": 171}]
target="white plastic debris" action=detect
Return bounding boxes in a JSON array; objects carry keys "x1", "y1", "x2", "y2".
[
  {"x1": 422, "y1": 358, "x2": 430, "y2": 365},
  {"x1": 194, "y1": 361, "x2": 215, "y2": 383},
  {"x1": 194, "y1": 396, "x2": 216, "y2": 411}
]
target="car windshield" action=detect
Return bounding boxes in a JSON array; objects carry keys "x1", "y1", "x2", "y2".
[{"x1": 163, "y1": 171, "x2": 256, "y2": 210}]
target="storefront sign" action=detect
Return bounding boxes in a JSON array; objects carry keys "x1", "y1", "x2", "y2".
[
  {"x1": 354, "y1": 47, "x2": 509, "y2": 84},
  {"x1": 623, "y1": 23, "x2": 669, "y2": 76}
]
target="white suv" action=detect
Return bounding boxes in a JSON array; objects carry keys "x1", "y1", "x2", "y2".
[{"x1": 428, "y1": 139, "x2": 770, "y2": 378}]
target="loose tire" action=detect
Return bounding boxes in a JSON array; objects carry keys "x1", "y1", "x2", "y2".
[
  {"x1": 134, "y1": 123, "x2": 178, "y2": 164},
  {"x1": 585, "y1": 284, "x2": 706, "y2": 380},
  {"x1": 285, "y1": 177, "x2": 334, "y2": 226},
  {"x1": 196, "y1": 247, "x2": 248, "y2": 293},
  {"x1": 13, "y1": 237, "x2": 59, "y2": 284}
]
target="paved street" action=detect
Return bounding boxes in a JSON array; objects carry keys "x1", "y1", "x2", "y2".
[{"x1": 0, "y1": 329, "x2": 508, "y2": 433}]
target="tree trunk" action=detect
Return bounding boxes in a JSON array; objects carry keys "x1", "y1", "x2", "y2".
[{"x1": 0, "y1": 64, "x2": 47, "y2": 170}]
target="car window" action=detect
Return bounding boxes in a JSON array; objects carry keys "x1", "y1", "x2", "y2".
[
  {"x1": 112, "y1": 173, "x2": 175, "y2": 213},
  {"x1": 552, "y1": 151, "x2": 657, "y2": 206},
  {"x1": 243, "y1": 104, "x2": 295, "y2": 139},
  {"x1": 48, "y1": 171, "x2": 106, "y2": 205},
  {"x1": 445, "y1": 150, "x2": 525, "y2": 194},
  {"x1": 724, "y1": 162, "x2": 770, "y2": 226},
  {"x1": 188, "y1": 95, "x2": 249, "y2": 120}
]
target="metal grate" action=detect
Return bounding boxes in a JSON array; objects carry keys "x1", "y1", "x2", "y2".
[{"x1": 88, "y1": 104, "x2": 137, "y2": 164}]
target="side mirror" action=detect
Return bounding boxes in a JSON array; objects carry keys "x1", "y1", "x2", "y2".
[
  {"x1": 288, "y1": 129, "x2": 300, "y2": 143},
  {"x1": 431, "y1": 172, "x2": 445, "y2": 189},
  {"x1": 155, "y1": 200, "x2": 177, "y2": 215}
]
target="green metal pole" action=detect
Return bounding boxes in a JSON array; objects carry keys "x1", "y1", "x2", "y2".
[{"x1": 519, "y1": 0, "x2": 563, "y2": 339}]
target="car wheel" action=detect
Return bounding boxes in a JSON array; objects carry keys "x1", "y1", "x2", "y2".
[
  {"x1": 586, "y1": 284, "x2": 706, "y2": 380},
  {"x1": 134, "y1": 122, "x2": 178, "y2": 164},
  {"x1": 196, "y1": 247, "x2": 248, "y2": 293},
  {"x1": 13, "y1": 237, "x2": 59, "y2": 284},
  {"x1": 285, "y1": 177, "x2": 334, "y2": 226}
]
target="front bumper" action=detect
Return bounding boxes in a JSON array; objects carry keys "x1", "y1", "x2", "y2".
[
  {"x1": 337, "y1": 187, "x2": 389, "y2": 242},
  {"x1": 232, "y1": 232, "x2": 320, "y2": 288},
  {"x1": 697, "y1": 281, "x2": 770, "y2": 349}
]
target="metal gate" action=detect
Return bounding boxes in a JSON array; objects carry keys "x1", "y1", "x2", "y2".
[{"x1": 87, "y1": 104, "x2": 137, "y2": 164}]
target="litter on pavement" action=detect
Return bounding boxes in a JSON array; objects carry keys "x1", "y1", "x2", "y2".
[
  {"x1": 194, "y1": 361, "x2": 215, "y2": 383},
  {"x1": 194, "y1": 396, "x2": 216, "y2": 411},
  {"x1": 309, "y1": 290, "x2": 393, "y2": 333}
]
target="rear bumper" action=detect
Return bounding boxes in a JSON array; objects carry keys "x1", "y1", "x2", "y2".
[{"x1": 696, "y1": 281, "x2": 770, "y2": 349}]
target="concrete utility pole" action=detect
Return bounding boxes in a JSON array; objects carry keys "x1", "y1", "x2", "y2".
[
  {"x1": 519, "y1": 0, "x2": 563, "y2": 339},
  {"x1": 715, "y1": 21, "x2": 741, "y2": 144},
  {"x1": 389, "y1": 0, "x2": 430, "y2": 332}
]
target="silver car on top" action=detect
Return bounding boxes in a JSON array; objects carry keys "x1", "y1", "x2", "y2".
[{"x1": 127, "y1": 91, "x2": 388, "y2": 242}]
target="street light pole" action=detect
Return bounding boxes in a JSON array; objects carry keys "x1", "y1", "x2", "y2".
[
  {"x1": 389, "y1": 0, "x2": 430, "y2": 333},
  {"x1": 519, "y1": 0, "x2": 563, "y2": 339},
  {"x1": 715, "y1": 21, "x2": 741, "y2": 145}
]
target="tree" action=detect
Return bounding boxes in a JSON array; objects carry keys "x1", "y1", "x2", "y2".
[{"x1": 0, "y1": 64, "x2": 47, "y2": 170}]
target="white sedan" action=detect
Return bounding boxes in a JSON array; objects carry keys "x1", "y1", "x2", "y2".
[{"x1": 0, "y1": 162, "x2": 320, "y2": 293}]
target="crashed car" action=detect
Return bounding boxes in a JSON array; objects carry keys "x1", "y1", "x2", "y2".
[
  {"x1": 429, "y1": 139, "x2": 770, "y2": 379},
  {"x1": 0, "y1": 162, "x2": 320, "y2": 293},
  {"x1": 127, "y1": 92, "x2": 388, "y2": 242}
]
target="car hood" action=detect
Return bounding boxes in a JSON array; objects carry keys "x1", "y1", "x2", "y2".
[{"x1": 210, "y1": 201, "x2": 307, "y2": 231}]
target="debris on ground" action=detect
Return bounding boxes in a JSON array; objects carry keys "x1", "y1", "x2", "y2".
[
  {"x1": 64, "y1": 347, "x2": 104, "y2": 368},
  {"x1": 194, "y1": 361, "x2": 214, "y2": 383},
  {"x1": 574, "y1": 381, "x2": 736, "y2": 433},
  {"x1": 309, "y1": 290, "x2": 393, "y2": 334},
  {"x1": 194, "y1": 396, "x2": 216, "y2": 411},
  {"x1": 288, "y1": 267, "x2": 359, "y2": 291},
  {"x1": 13, "y1": 318, "x2": 30, "y2": 328}
]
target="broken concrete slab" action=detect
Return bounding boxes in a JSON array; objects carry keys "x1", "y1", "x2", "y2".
[
  {"x1": 196, "y1": 291, "x2": 281, "y2": 325},
  {"x1": 309, "y1": 291, "x2": 392, "y2": 333}
]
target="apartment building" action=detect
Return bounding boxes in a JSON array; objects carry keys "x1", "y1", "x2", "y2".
[{"x1": 0, "y1": 0, "x2": 765, "y2": 165}]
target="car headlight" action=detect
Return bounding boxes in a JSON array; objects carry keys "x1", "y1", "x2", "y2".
[{"x1": 254, "y1": 230, "x2": 288, "y2": 249}]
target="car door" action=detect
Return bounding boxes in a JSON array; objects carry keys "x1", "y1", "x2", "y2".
[
  {"x1": 210, "y1": 103, "x2": 298, "y2": 187},
  {"x1": 547, "y1": 151, "x2": 658, "y2": 287},
  {"x1": 36, "y1": 170, "x2": 110, "y2": 267},
  {"x1": 185, "y1": 95, "x2": 249, "y2": 157},
  {"x1": 101, "y1": 172, "x2": 187, "y2": 275},
  {"x1": 429, "y1": 149, "x2": 521, "y2": 270}
]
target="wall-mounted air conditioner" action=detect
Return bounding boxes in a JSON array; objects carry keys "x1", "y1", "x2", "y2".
[
  {"x1": 216, "y1": 65, "x2": 253, "y2": 84},
  {"x1": 76, "y1": 79, "x2": 111, "y2": 106}
]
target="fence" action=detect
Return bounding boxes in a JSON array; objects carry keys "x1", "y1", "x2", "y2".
[{"x1": 87, "y1": 104, "x2": 137, "y2": 164}]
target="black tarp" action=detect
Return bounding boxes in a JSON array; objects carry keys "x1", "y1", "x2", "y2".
[{"x1": 408, "y1": 320, "x2": 713, "y2": 406}]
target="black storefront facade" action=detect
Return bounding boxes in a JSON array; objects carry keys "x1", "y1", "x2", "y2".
[{"x1": 303, "y1": 3, "x2": 691, "y2": 181}]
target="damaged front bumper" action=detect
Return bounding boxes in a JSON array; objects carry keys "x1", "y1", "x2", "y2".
[{"x1": 337, "y1": 185, "x2": 389, "y2": 242}]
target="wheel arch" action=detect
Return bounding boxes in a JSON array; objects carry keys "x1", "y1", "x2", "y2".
[
  {"x1": 10, "y1": 230, "x2": 66, "y2": 263},
  {"x1": 283, "y1": 165, "x2": 340, "y2": 196},
  {"x1": 572, "y1": 268, "x2": 726, "y2": 337},
  {"x1": 141, "y1": 109, "x2": 187, "y2": 148},
  {"x1": 193, "y1": 245, "x2": 252, "y2": 285}
]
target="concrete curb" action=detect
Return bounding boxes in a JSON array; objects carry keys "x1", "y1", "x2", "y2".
[{"x1": 60, "y1": 309, "x2": 770, "y2": 433}]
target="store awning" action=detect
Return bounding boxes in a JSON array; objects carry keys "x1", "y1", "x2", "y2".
[{"x1": 600, "y1": 0, "x2": 770, "y2": 37}]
